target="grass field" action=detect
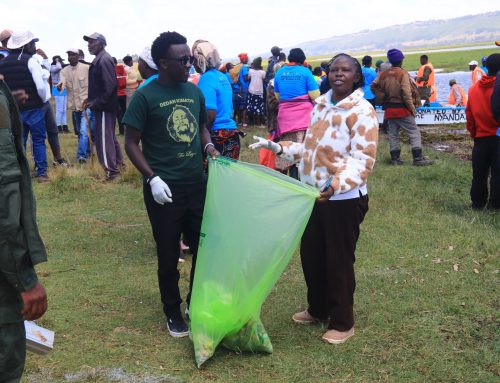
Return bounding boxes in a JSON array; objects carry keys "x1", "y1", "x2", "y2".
[{"x1": 22, "y1": 127, "x2": 499, "y2": 383}]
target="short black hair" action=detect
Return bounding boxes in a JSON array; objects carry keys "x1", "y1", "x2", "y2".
[
  {"x1": 278, "y1": 52, "x2": 286, "y2": 62},
  {"x1": 288, "y1": 48, "x2": 306, "y2": 64},
  {"x1": 485, "y1": 53, "x2": 500, "y2": 75},
  {"x1": 151, "y1": 31, "x2": 187, "y2": 67},
  {"x1": 362, "y1": 55, "x2": 372, "y2": 66},
  {"x1": 330, "y1": 53, "x2": 364, "y2": 91},
  {"x1": 313, "y1": 67, "x2": 322, "y2": 76},
  {"x1": 78, "y1": 49, "x2": 84, "y2": 58},
  {"x1": 123, "y1": 55, "x2": 133, "y2": 63},
  {"x1": 420, "y1": 54, "x2": 428, "y2": 61}
]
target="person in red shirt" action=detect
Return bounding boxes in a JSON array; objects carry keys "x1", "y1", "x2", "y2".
[
  {"x1": 114, "y1": 57, "x2": 127, "y2": 135},
  {"x1": 465, "y1": 53, "x2": 500, "y2": 210}
]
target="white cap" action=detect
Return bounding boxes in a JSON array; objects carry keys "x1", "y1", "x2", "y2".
[
  {"x1": 139, "y1": 46, "x2": 157, "y2": 70},
  {"x1": 7, "y1": 30, "x2": 38, "y2": 49},
  {"x1": 66, "y1": 48, "x2": 79, "y2": 54},
  {"x1": 468, "y1": 60, "x2": 478, "y2": 66}
]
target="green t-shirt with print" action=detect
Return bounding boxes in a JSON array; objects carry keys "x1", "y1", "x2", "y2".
[{"x1": 123, "y1": 80, "x2": 207, "y2": 184}]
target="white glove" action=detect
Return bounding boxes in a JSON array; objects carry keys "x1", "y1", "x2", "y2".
[
  {"x1": 248, "y1": 136, "x2": 281, "y2": 154},
  {"x1": 149, "y1": 176, "x2": 173, "y2": 204}
]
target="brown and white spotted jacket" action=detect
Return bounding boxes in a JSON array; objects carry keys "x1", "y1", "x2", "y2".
[{"x1": 279, "y1": 89, "x2": 379, "y2": 198}]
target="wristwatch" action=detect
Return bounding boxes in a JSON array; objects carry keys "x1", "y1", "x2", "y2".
[{"x1": 146, "y1": 174, "x2": 157, "y2": 185}]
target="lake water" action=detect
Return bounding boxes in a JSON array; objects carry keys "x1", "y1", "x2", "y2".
[{"x1": 408, "y1": 71, "x2": 472, "y2": 103}]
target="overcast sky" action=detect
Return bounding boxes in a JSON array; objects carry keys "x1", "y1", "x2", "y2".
[{"x1": 1, "y1": 0, "x2": 497, "y2": 61}]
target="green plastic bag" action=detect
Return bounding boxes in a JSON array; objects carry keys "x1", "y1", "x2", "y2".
[{"x1": 190, "y1": 157, "x2": 318, "y2": 367}]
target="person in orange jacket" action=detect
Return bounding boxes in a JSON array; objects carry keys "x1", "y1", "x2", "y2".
[
  {"x1": 469, "y1": 60, "x2": 486, "y2": 86},
  {"x1": 465, "y1": 53, "x2": 500, "y2": 210},
  {"x1": 415, "y1": 55, "x2": 437, "y2": 105},
  {"x1": 447, "y1": 79, "x2": 467, "y2": 107}
]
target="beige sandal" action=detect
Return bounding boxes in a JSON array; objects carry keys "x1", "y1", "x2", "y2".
[{"x1": 321, "y1": 328, "x2": 354, "y2": 344}]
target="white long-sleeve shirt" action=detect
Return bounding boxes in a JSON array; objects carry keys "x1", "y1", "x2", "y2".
[{"x1": 27, "y1": 56, "x2": 50, "y2": 103}]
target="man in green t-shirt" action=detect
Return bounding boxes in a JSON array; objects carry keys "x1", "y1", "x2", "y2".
[{"x1": 123, "y1": 31, "x2": 218, "y2": 338}]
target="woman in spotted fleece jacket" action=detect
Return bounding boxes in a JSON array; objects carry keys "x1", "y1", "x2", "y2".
[{"x1": 251, "y1": 53, "x2": 378, "y2": 344}]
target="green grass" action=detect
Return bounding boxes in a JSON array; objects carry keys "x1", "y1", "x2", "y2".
[
  {"x1": 305, "y1": 46, "x2": 499, "y2": 73},
  {"x1": 23, "y1": 127, "x2": 499, "y2": 382}
]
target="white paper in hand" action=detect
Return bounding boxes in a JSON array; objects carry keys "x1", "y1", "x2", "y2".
[{"x1": 25, "y1": 321, "x2": 54, "y2": 355}]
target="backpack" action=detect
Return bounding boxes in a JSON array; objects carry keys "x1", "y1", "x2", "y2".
[{"x1": 229, "y1": 63, "x2": 243, "y2": 84}]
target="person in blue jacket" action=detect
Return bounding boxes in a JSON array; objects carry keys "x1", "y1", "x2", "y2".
[{"x1": 361, "y1": 55, "x2": 377, "y2": 106}]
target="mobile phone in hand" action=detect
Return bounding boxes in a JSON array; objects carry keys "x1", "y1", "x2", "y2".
[{"x1": 320, "y1": 176, "x2": 334, "y2": 192}]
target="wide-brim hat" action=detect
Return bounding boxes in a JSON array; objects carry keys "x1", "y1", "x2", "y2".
[{"x1": 7, "y1": 30, "x2": 38, "y2": 49}]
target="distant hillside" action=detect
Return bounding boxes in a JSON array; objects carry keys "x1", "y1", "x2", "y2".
[{"x1": 291, "y1": 11, "x2": 500, "y2": 56}]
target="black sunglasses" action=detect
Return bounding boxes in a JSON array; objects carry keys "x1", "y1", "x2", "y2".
[{"x1": 165, "y1": 55, "x2": 195, "y2": 66}]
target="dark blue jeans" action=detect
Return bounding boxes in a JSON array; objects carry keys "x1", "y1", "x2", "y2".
[
  {"x1": 20, "y1": 107, "x2": 47, "y2": 176},
  {"x1": 73, "y1": 109, "x2": 95, "y2": 160}
]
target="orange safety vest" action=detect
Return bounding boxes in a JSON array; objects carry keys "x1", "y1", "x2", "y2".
[
  {"x1": 471, "y1": 66, "x2": 486, "y2": 85},
  {"x1": 416, "y1": 62, "x2": 437, "y2": 101},
  {"x1": 448, "y1": 84, "x2": 467, "y2": 107},
  {"x1": 416, "y1": 62, "x2": 435, "y2": 87}
]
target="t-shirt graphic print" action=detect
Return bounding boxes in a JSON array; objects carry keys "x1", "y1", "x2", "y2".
[{"x1": 167, "y1": 105, "x2": 198, "y2": 144}]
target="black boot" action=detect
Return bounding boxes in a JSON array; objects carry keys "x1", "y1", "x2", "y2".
[
  {"x1": 62, "y1": 124, "x2": 70, "y2": 134},
  {"x1": 57, "y1": 125, "x2": 63, "y2": 133},
  {"x1": 390, "y1": 150, "x2": 404, "y2": 165},
  {"x1": 412, "y1": 148, "x2": 434, "y2": 166}
]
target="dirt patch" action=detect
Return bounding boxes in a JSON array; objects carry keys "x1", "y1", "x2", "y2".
[
  {"x1": 393, "y1": 124, "x2": 473, "y2": 161},
  {"x1": 64, "y1": 367, "x2": 181, "y2": 382},
  {"x1": 420, "y1": 124, "x2": 473, "y2": 161},
  {"x1": 27, "y1": 367, "x2": 182, "y2": 383}
]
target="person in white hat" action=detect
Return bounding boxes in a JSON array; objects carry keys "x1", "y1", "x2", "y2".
[
  {"x1": 469, "y1": 59, "x2": 486, "y2": 86},
  {"x1": 0, "y1": 30, "x2": 51, "y2": 180},
  {"x1": 137, "y1": 46, "x2": 158, "y2": 89},
  {"x1": 58, "y1": 48, "x2": 94, "y2": 163}
]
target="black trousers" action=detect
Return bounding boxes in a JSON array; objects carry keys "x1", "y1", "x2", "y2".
[
  {"x1": 471, "y1": 136, "x2": 500, "y2": 209},
  {"x1": 300, "y1": 195, "x2": 369, "y2": 331},
  {"x1": 116, "y1": 95, "x2": 127, "y2": 135},
  {"x1": 143, "y1": 181, "x2": 206, "y2": 318},
  {"x1": 42, "y1": 101, "x2": 60, "y2": 152}
]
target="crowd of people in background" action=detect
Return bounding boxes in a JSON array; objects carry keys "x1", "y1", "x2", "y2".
[{"x1": 0, "y1": 25, "x2": 499, "y2": 382}]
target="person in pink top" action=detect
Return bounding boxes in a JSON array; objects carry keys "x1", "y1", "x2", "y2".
[{"x1": 273, "y1": 48, "x2": 319, "y2": 178}]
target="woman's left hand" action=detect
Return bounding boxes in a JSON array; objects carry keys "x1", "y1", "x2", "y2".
[{"x1": 317, "y1": 185, "x2": 334, "y2": 202}]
